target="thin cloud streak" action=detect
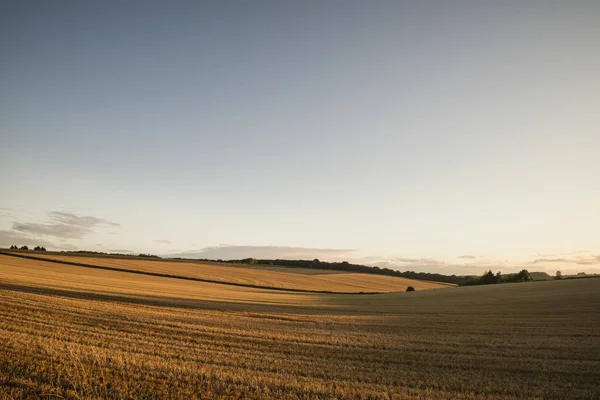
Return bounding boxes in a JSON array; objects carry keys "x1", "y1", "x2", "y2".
[
  {"x1": 532, "y1": 254, "x2": 600, "y2": 266},
  {"x1": 392, "y1": 257, "x2": 447, "y2": 265},
  {"x1": 168, "y1": 245, "x2": 355, "y2": 260},
  {"x1": 532, "y1": 258, "x2": 568, "y2": 264}
]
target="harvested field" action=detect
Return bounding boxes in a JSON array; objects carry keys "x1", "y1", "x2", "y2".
[
  {"x1": 0, "y1": 254, "x2": 599, "y2": 399},
  {"x1": 5, "y1": 252, "x2": 449, "y2": 292}
]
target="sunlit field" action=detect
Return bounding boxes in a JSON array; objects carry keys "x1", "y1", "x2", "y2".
[
  {"x1": 1, "y1": 253, "x2": 599, "y2": 399},
  {"x1": 4, "y1": 251, "x2": 450, "y2": 293}
]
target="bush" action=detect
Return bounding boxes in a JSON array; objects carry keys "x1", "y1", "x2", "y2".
[
  {"x1": 514, "y1": 269, "x2": 532, "y2": 281},
  {"x1": 555, "y1": 271, "x2": 562, "y2": 280},
  {"x1": 504, "y1": 269, "x2": 533, "y2": 283},
  {"x1": 406, "y1": 286, "x2": 415, "y2": 292}
]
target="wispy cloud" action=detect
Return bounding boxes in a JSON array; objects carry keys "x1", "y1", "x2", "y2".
[
  {"x1": 532, "y1": 254, "x2": 600, "y2": 266},
  {"x1": 392, "y1": 257, "x2": 447, "y2": 265},
  {"x1": 57, "y1": 243, "x2": 79, "y2": 251},
  {"x1": 537, "y1": 250, "x2": 591, "y2": 257},
  {"x1": 168, "y1": 245, "x2": 355, "y2": 260},
  {"x1": 154, "y1": 239, "x2": 172, "y2": 244},
  {"x1": 0, "y1": 208, "x2": 16, "y2": 220},
  {"x1": 393, "y1": 257, "x2": 420, "y2": 263},
  {"x1": 457, "y1": 255, "x2": 477, "y2": 259},
  {"x1": 532, "y1": 258, "x2": 567, "y2": 264},
  {"x1": 13, "y1": 211, "x2": 119, "y2": 239}
]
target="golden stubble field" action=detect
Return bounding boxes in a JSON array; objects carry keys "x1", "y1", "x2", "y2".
[
  {"x1": 0, "y1": 253, "x2": 599, "y2": 399},
  {"x1": 13, "y1": 252, "x2": 450, "y2": 293}
]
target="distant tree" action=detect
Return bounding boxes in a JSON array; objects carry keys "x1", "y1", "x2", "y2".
[
  {"x1": 480, "y1": 270, "x2": 500, "y2": 285},
  {"x1": 9, "y1": 245, "x2": 18, "y2": 250},
  {"x1": 20, "y1": 245, "x2": 29, "y2": 250},
  {"x1": 555, "y1": 270, "x2": 562, "y2": 280},
  {"x1": 512, "y1": 269, "x2": 533, "y2": 282},
  {"x1": 40, "y1": 246, "x2": 47, "y2": 251},
  {"x1": 406, "y1": 286, "x2": 415, "y2": 292}
]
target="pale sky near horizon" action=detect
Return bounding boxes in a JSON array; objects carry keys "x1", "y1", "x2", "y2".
[{"x1": 2, "y1": 1, "x2": 599, "y2": 275}]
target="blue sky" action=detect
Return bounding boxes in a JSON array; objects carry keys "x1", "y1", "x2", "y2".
[{"x1": 2, "y1": 1, "x2": 599, "y2": 274}]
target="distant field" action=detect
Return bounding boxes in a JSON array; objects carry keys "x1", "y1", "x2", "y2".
[
  {"x1": 0, "y1": 255, "x2": 325, "y2": 310},
  {"x1": 0, "y1": 254, "x2": 599, "y2": 399},
  {"x1": 5, "y1": 252, "x2": 449, "y2": 293}
]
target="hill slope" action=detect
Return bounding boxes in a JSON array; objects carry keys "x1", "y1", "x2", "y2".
[
  {"x1": 0, "y1": 253, "x2": 598, "y2": 399},
  {"x1": 2, "y1": 252, "x2": 450, "y2": 293}
]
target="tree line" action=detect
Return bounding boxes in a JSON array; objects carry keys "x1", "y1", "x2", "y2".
[
  {"x1": 180, "y1": 257, "x2": 468, "y2": 285},
  {"x1": 64, "y1": 250, "x2": 160, "y2": 258},
  {"x1": 9, "y1": 245, "x2": 46, "y2": 251},
  {"x1": 8, "y1": 246, "x2": 562, "y2": 286},
  {"x1": 213, "y1": 259, "x2": 550, "y2": 286},
  {"x1": 461, "y1": 269, "x2": 567, "y2": 285},
  {"x1": 461, "y1": 269, "x2": 533, "y2": 285}
]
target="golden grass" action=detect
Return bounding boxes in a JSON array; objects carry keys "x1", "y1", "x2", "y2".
[
  {"x1": 15, "y1": 252, "x2": 449, "y2": 292},
  {"x1": 0, "y1": 255, "x2": 319, "y2": 310},
  {"x1": 0, "y1": 254, "x2": 599, "y2": 399}
]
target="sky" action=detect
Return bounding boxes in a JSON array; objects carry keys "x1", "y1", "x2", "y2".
[{"x1": 1, "y1": 1, "x2": 599, "y2": 275}]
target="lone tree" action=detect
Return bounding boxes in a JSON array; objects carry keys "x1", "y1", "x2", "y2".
[
  {"x1": 555, "y1": 270, "x2": 563, "y2": 280},
  {"x1": 19, "y1": 245, "x2": 29, "y2": 250},
  {"x1": 406, "y1": 286, "x2": 415, "y2": 292}
]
